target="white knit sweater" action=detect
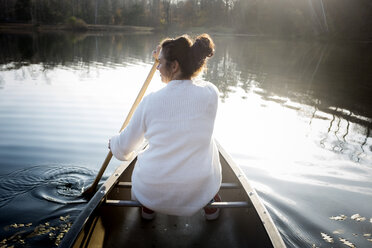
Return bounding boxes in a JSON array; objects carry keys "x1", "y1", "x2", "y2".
[{"x1": 110, "y1": 79, "x2": 222, "y2": 216}]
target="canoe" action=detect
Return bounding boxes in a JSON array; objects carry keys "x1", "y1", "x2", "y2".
[{"x1": 59, "y1": 141, "x2": 286, "y2": 248}]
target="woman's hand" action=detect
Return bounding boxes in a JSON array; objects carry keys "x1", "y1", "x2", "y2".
[{"x1": 152, "y1": 45, "x2": 161, "y2": 61}]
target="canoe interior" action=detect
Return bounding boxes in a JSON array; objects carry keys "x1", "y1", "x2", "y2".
[{"x1": 72, "y1": 153, "x2": 274, "y2": 248}]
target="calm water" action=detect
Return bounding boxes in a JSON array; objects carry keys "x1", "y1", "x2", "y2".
[{"x1": 1, "y1": 32, "x2": 372, "y2": 247}]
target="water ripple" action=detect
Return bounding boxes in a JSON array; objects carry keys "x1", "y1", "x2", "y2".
[{"x1": 0, "y1": 165, "x2": 96, "y2": 208}]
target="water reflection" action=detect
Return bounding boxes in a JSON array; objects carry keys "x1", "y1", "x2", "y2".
[
  {"x1": 1, "y1": 33, "x2": 372, "y2": 131},
  {"x1": 207, "y1": 37, "x2": 372, "y2": 121},
  {"x1": 0, "y1": 32, "x2": 161, "y2": 70},
  {"x1": 207, "y1": 37, "x2": 372, "y2": 165}
]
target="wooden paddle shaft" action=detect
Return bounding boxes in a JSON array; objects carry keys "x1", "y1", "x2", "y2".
[
  {"x1": 85, "y1": 61, "x2": 159, "y2": 194},
  {"x1": 119, "y1": 61, "x2": 159, "y2": 132}
]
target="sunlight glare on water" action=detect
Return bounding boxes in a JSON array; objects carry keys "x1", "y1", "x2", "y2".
[
  {"x1": 215, "y1": 85, "x2": 325, "y2": 179},
  {"x1": 0, "y1": 62, "x2": 163, "y2": 174},
  {"x1": 214, "y1": 82, "x2": 372, "y2": 247}
]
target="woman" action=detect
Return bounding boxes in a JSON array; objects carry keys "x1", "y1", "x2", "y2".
[{"x1": 109, "y1": 34, "x2": 221, "y2": 220}]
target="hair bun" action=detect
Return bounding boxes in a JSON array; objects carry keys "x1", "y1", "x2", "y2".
[
  {"x1": 160, "y1": 33, "x2": 214, "y2": 78},
  {"x1": 192, "y1": 34, "x2": 215, "y2": 59}
]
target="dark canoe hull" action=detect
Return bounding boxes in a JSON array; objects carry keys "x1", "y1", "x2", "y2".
[{"x1": 59, "y1": 141, "x2": 286, "y2": 248}]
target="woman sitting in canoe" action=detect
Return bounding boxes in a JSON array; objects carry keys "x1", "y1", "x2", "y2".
[{"x1": 109, "y1": 34, "x2": 221, "y2": 220}]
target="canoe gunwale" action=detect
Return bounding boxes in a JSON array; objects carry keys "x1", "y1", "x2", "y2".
[
  {"x1": 58, "y1": 144, "x2": 145, "y2": 248},
  {"x1": 215, "y1": 140, "x2": 286, "y2": 248}
]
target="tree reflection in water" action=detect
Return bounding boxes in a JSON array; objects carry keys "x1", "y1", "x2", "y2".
[
  {"x1": 204, "y1": 36, "x2": 372, "y2": 163},
  {"x1": 0, "y1": 32, "x2": 371, "y2": 162}
]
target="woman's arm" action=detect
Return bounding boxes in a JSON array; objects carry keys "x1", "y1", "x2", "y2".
[{"x1": 109, "y1": 97, "x2": 148, "y2": 161}]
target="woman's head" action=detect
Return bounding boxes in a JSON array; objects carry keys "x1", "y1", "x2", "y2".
[{"x1": 157, "y1": 34, "x2": 215, "y2": 83}]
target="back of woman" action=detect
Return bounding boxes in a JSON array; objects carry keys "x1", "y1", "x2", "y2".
[{"x1": 109, "y1": 34, "x2": 221, "y2": 218}]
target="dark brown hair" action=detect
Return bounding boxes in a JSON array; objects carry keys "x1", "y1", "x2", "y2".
[{"x1": 160, "y1": 34, "x2": 215, "y2": 79}]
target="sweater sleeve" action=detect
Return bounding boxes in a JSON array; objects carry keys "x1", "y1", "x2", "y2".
[
  {"x1": 206, "y1": 82, "x2": 219, "y2": 117},
  {"x1": 110, "y1": 96, "x2": 148, "y2": 161}
]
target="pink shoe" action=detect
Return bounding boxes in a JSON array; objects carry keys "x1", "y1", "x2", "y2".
[
  {"x1": 204, "y1": 194, "x2": 221, "y2": 220},
  {"x1": 141, "y1": 206, "x2": 155, "y2": 220}
]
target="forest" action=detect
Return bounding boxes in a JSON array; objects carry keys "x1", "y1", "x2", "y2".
[{"x1": 0, "y1": 0, "x2": 371, "y2": 39}]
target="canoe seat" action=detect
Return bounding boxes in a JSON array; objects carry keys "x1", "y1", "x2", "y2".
[
  {"x1": 105, "y1": 200, "x2": 251, "y2": 208},
  {"x1": 115, "y1": 182, "x2": 241, "y2": 189},
  {"x1": 108, "y1": 181, "x2": 251, "y2": 208}
]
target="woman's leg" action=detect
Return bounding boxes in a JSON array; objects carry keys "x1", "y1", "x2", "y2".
[
  {"x1": 204, "y1": 193, "x2": 221, "y2": 220},
  {"x1": 132, "y1": 190, "x2": 155, "y2": 220}
]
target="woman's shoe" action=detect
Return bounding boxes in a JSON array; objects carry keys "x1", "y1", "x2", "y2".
[
  {"x1": 204, "y1": 194, "x2": 221, "y2": 220},
  {"x1": 141, "y1": 206, "x2": 155, "y2": 220},
  {"x1": 204, "y1": 207, "x2": 220, "y2": 220}
]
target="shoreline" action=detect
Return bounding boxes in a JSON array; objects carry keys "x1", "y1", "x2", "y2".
[
  {"x1": 1, "y1": 23, "x2": 371, "y2": 43},
  {"x1": 0, "y1": 23, "x2": 155, "y2": 34}
]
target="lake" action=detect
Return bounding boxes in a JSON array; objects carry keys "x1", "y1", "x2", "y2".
[{"x1": 0, "y1": 31, "x2": 372, "y2": 247}]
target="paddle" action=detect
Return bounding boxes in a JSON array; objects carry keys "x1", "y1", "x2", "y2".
[{"x1": 82, "y1": 49, "x2": 160, "y2": 197}]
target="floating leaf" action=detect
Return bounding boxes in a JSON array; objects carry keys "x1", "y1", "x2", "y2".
[
  {"x1": 2, "y1": 216, "x2": 74, "y2": 248},
  {"x1": 321, "y1": 232, "x2": 334, "y2": 243},
  {"x1": 364, "y1": 234, "x2": 371, "y2": 237},
  {"x1": 339, "y1": 238, "x2": 356, "y2": 248},
  {"x1": 370, "y1": 218, "x2": 372, "y2": 223},
  {"x1": 351, "y1": 214, "x2": 360, "y2": 219},
  {"x1": 55, "y1": 232, "x2": 66, "y2": 247},
  {"x1": 330, "y1": 215, "x2": 347, "y2": 221},
  {"x1": 59, "y1": 215, "x2": 70, "y2": 222},
  {"x1": 367, "y1": 239, "x2": 372, "y2": 243},
  {"x1": 351, "y1": 214, "x2": 366, "y2": 222},
  {"x1": 333, "y1": 230, "x2": 344, "y2": 234}
]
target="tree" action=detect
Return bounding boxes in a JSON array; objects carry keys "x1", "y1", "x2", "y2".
[{"x1": 15, "y1": 0, "x2": 31, "y2": 21}]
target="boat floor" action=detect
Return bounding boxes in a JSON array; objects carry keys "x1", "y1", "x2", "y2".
[
  {"x1": 73, "y1": 149, "x2": 276, "y2": 248},
  {"x1": 78, "y1": 193, "x2": 272, "y2": 248}
]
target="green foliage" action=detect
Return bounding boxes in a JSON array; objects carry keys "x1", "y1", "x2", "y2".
[
  {"x1": 126, "y1": 4, "x2": 145, "y2": 26},
  {"x1": 1, "y1": 0, "x2": 372, "y2": 38},
  {"x1": 66, "y1": 16, "x2": 88, "y2": 31}
]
